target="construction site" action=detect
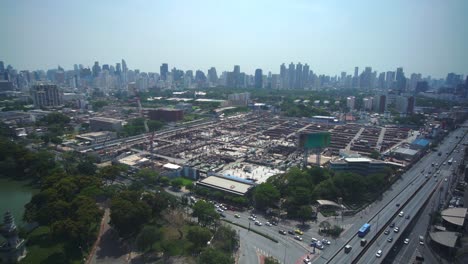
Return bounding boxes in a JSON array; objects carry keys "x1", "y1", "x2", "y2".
[{"x1": 69, "y1": 111, "x2": 418, "y2": 193}]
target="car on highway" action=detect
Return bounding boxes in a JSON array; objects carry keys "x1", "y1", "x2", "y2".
[
  {"x1": 234, "y1": 214, "x2": 240, "y2": 218},
  {"x1": 376, "y1": 249, "x2": 382, "y2": 258},
  {"x1": 405, "y1": 215, "x2": 410, "y2": 219},
  {"x1": 254, "y1": 221, "x2": 262, "y2": 226},
  {"x1": 419, "y1": 235, "x2": 425, "y2": 245},
  {"x1": 445, "y1": 178, "x2": 448, "y2": 182},
  {"x1": 295, "y1": 229, "x2": 304, "y2": 235},
  {"x1": 398, "y1": 211, "x2": 404, "y2": 217},
  {"x1": 294, "y1": 235, "x2": 303, "y2": 241},
  {"x1": 384, "y1": 229, "x2": 390, "y2": 235},
  {"x1": 311, "y1": 238, "x2": 318, "y2": 243},
  {"x1": 265, "y1": 221, "x2": 272, "y2": 226},
  {"x1": 396, "y1": 203, "x2": 400, "y2": 207},
  {"x1": 279, "y1": 230, "x2": 286, "y2": 235},
  {"x1": 390, "y1": 222, "x2": 395, "y2": 228},
  {"x1": 387, "y1": 237, "x2": 393, "y2": 243},
  {"x1": 248, "y1": 216, "x2": 256, "y2": 221},
  {"x1": 394, "y1": 227, "x2": 399, "y2": 233},
  {"x1": 344, "y1": 245, "x2": 352, "y2": 253},
  {"x1": 288, "y1": 230, "x2": 295, "y2": 235},
  {"x1": 322, "y1": 239, "x2": 331, "y2": 245}
]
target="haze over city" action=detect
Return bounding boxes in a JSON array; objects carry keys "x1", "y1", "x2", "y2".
[
  {"x1": 1, "y1": 1, "x2": 468, "y2": 264},
  {"x1": 1, "y1": 0, "x2": 468, "y2": 77}
]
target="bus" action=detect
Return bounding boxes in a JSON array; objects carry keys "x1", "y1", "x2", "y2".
[
  {"x1": 358, "y1": 223, "x2": 371, "y2": 237},
  {"x1": 448, "y1": 158, "x2": 453, "y2": 165}
]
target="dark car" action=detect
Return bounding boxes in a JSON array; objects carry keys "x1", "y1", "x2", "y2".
[
  {"x1": 396, "y1": 203, "x2": 400, "y2": 207},
  {"x1": 390, "y1": 222, "x2": 395, "y2": 228},
  {"x1": 288, "y1": 230, "x2": 295, "y2": 235},
  {"x1": 387, "y1": 237, "x2": 393, "y2": 243},
  {"x1": 279, "y1": 230, "x2": 287, "y2": 235},
  {"x1": 405, "y1": 215, "x2": 410, "y2": 219}
]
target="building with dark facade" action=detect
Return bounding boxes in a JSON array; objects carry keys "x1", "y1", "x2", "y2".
[
  {"x1": 148, "y1": 108, "x2": 184, "y2": 122},
  {"x1": 254, "y1": 69, "x2": 263, "y2": 89},
  {"x1": 89, "y1": 117, "x2": 123, "y2": 132},
  {"x1": 160, "y1": 63, "x2": 168, "y2": 81},
  {"x1": 30, "y1": 83, "x2": 62, "y2": 108}
]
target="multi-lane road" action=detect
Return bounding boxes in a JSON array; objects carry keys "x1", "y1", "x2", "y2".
[{"x1": 316, "y1": 126, "x2": 466, "y2": 264}]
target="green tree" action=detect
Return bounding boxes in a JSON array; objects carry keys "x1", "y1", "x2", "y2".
[
  {"x1": 264, "y1": 256, "x2": 281, "y2": 264},
  {"x1": 253, "y1": 182, "x2": 280, "y2": 210},
  {"x1": 192, "y1": 200, "x2": 219, "y2": 227},
  {"x1": 298, "y1": 205, "x2": 313, "y2": 224},
  {"x1": 135, "y1": 226, "x2": 161, "y2": 252},
  {"x1": 369, "y1": 150, "x2": 380, "y2": 159},
  {"x1": 134, "y1": 168, "x2": 158, "y2": 185},
  {"x1": 198, "y1": 248, "x2": 234, "y2": 264},
  {"x1": 171, "y1": 178, "x2": 184, "y2": 189},
  {"x1": 98, "y1": 164, "x2": 128, "y2": 183},
  {"x1": 187, "y1": 226, "x2": 212, "y2": 250},
  {"x1": 110, "y1": 192, "x2": 151, "y2": 237}
]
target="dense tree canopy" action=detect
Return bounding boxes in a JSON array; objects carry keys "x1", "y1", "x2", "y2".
[{"x1": 191, "y1": 200, "x2": 219, "y2": 227}]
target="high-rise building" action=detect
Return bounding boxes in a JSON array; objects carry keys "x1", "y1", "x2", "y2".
[
  {"x1": 346, "y1": 96, "x2": 355, "y2": 111},
  {"x1": 295, "y1": 63, "x2": 303, "y2": 89},
  {"x1": 288, "y1": 62, "x2": 295, "y2": 89},
  {"x1": 207, "y1": 67, "x2": 218, "y2": 85},
  {"x1": 396, "y1": 67, "x2": 406, "y2": 93},
  {"x1": 30, "y1": 83, "x2": 63, "y2": 108},
  {"x1": 160, "y1": 63, "x2": 169, "y2": 81},
  {"x1": 302, "y1": 64, "x2": 310, "y2": 88},
  {"x1": 360, "y1": 67, "x2": 372, "y2": 90},
  {"x1": 378, "y1": 72, "x2": 385, "y2": 89},
  {"x1": 254, "y1": 69, "x2": 263, "y2": 89},
  {"x1": 92, "y1": 61, "x2": 101, "y2": 77},
  {"x1": 373, "y1": 95, "x2": 387, "y2": 113},
  {"x1": 280, "y1": 63, "x2": 287, "y2": 89},
  {"x1": 353, "y1": 67, "x2": 360, "y2": 88},
  {"x1": 386, "y1": 71, "x2": 395, "y2": 89},
  {"x1": 0, "y1": 61, "x2": 4, "y2": 73},
  {"x1": 396, "y1": 95, "x2": 415, "y2": 114},
  {"x1": 115, "y1": 63, "x2": 121, "y2": 75}
]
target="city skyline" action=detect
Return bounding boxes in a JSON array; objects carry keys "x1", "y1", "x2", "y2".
[{"x1": 1, "y1": 0, "x2": 467, "y2": 78}]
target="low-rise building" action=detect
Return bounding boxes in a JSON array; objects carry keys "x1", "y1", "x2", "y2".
[
  {"x1": 329, "y1": 157, "x2": 387, "y2": 175},
  {"x1": 89, "y1": 117, "x2": 123, "y2": 132},
  {"x1": 148, "y1": 108, "x2": 184, "y2": 122}
]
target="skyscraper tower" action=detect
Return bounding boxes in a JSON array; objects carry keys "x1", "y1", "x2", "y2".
[
  {"x1": 160, "y1": 63, "x2": 169, "y2": 81},
  {"x1": 295, "y1": 63, "x2": 303, "y2": 89},
  {"x1": 288, "y1": 62, "x2": 295, "y2": 89},
  {"x1": 92, "y1": 61, "x2": 101, "y2": 77},
  {"x1": 302, "y1": 64, "x2": 310, "y2": 88},
  {"x1": 254, "y1": 69, "x2": 263, "y2": 89},
  {"x1": 280, "y1": 63, "x2": 287, "y2": 89},
  {"x1": 396, "y1": 67, "x2": 406, "y2": 94}
]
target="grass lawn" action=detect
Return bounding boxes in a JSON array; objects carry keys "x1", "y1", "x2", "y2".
[
  {"x1": 20, "y1": 226, "x2": 82, "y2": 264},
  {"x1": 175, "y1": 177, "x2": 194, "y2": 187}
]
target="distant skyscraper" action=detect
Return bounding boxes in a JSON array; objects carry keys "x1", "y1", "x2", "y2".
[
  {"x1": 0, "y1": 61, "x2": 4, "y2": 73},
  {"x1": 30, "y1": 83, "x2": 63, "y2": 108},
  {"x1": 396, "y1": 67, "x2": 406, "y2": 93},
  {"x1": 207, "y1": 67, "x2": 218, "y2": 84},
  {"x1": 386, "y1": 71, "x2": 395, "y2": 89},
  {"x1": 302, "y1": 64, "x2": 310, "y2": 88},
  {"x1": 254, "y1": 69, "x2": 263, "y2": 89},
  {"x1": 102, "y1": 64, "x2": 110, "y2": 71},
  {"x1": 353, "y1": 67, "x2": 359, "y2": 88},
  {"x1": 288, "y1": 62, "x2": 295, "y2": 89},
  {"x1": 92, "y1": 61, "x2": 101, "y2": 77},
  {"x1": 280, "y1": 63, "x2": 287, "y2": 89},
  {"x1": 160, "y1": 63, "x2": 169, "y2": 81},
  {"x1": 295, "y1": 63, "x2": 303, "y2": 89},
  {"x1": 115, "y1": 63, "x2": 121, "y2": 75},
  {"x1": 122, "y1": 59, "x2": 128, "y2": 72}
]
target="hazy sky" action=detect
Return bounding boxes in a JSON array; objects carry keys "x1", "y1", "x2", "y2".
[{"x1": 1, "y1": 0, "x2": 467, "y2": 78}]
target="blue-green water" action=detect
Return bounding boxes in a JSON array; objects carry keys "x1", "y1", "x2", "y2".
[{"x1": 0, "y1": 178, "x2": 38, "y2": 227}]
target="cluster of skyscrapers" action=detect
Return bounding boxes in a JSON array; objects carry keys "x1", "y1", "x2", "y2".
[{"x1": 0, "y1": 58, "x2": 467, "y2": 110}]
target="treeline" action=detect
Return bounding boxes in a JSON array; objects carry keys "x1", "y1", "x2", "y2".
[{"x1": 254, "y1": 166, "x2": 393, "y2": 218}]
